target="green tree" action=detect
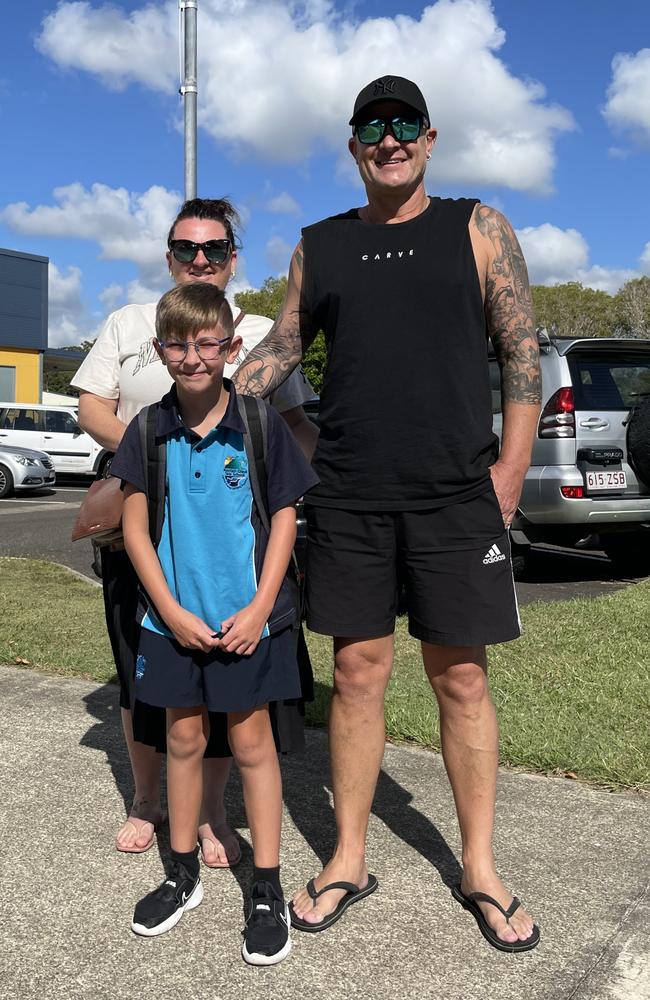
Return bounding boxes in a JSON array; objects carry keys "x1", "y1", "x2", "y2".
[
  {"x1": 613, "y1": 277, "x2": 650, "y2": 338},
  {"x1": 235, "y1": 276, "x2": 327, "y2": 392},
  {"x1": 531, "y1": 282, "x2": 615, "y2": 338},
  {"x1": 235, "y1": 276, "x2": 287, "y2": 320}
]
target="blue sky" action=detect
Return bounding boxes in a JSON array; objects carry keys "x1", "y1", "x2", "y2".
[{"x1": 1, "y1": 0, "x2": 649, "y2": 345}]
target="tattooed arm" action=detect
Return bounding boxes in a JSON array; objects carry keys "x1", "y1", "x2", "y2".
[
  {"x1": 232, "y1": 240, "x2": 316, "y2": 398},
  {"x1": 471, "y1": 204, "x2": 541, "y2": 525}
]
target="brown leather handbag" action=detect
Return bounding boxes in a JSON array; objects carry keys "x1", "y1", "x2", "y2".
[{"x1": 71, "y1": 476, "x2": 124, "y2": 546}]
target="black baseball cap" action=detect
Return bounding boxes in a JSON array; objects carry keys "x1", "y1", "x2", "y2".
[{"x1": 349, "y1": 75, "x2": 430, "y2": 126}]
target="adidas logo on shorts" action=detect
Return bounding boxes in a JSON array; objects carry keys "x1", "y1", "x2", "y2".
[{"x1": 483, "y1": 543, "x2": 506, "y2": 565}]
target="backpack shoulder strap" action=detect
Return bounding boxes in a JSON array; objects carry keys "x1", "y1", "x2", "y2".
[
  {"x1": 236, "y1": 394, "x2": 271, "y2": 534},
  {"x1": 136, "y1": 403, "x2": 166, "y2": 544}
]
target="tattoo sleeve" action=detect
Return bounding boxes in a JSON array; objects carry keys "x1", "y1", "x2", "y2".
[
  {"x1": 474, "y1": 206, "x2": 541, "y2": 405},
  {"x1": 231, "y1": 240, "x2": 315, "y2": 398}
]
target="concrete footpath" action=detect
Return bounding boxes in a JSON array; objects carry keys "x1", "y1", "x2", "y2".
[{"x1": 1, "y1": 664, "x2": 649, "y2": 1000}]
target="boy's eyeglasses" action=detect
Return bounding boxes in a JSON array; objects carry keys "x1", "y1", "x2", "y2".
[
  {"x1": 354, "y1": 115, "x2": 424, "y2": 145},
  {"x1": 157, "y1": 337, "x2": 232, "y2": 362},
  {"x1": 168, "y1": 239, "x2": 232, "y2": 264}
]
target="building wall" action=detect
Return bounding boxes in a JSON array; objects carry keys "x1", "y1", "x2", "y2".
[
  {"x1": 0, "y1": 247, "x2": 49, "y2": 403},
  {"x1": 0, "y1": 348, "x2": 41, "y2": 403}
]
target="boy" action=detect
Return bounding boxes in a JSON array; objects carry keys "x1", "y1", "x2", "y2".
[{"x1": 110, "y1": 282, "x2": 318, "y2": 965}]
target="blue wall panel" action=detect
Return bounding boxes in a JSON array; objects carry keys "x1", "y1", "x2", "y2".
[{"x1": 0, "y1": 248, "x2": 48, "y2": 351}]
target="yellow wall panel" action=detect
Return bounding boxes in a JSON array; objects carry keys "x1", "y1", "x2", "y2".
[{"x1": 0, "y1": 348, "x2": 41, "y2": 403}]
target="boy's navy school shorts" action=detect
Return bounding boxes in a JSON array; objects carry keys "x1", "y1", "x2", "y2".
[
  {"x1": 135, "y1": 625, "x2": 302, "y2": 714},
  {"x1": 304, "y1": 486, "x2": 521, "y2": 647}
]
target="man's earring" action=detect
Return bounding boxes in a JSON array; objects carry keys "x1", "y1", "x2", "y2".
[{"x1": 426, "y1": 153, "x2": 431, "y2": 160}]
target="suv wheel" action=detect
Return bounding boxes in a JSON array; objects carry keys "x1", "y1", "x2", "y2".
[
  {"x1": 601, "y1": 532, "x2": 650, "y2": 578},
  {"x1": 510, "y1": 540, "x2": 530, "y2": 580},
  {"x1": 0, "y1": 463, "x2": 14, "y2": 499}
]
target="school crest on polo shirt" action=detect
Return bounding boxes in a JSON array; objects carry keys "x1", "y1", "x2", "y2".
[{"x1": 223, "y1": 454, "x2": 248, "y2": 489}]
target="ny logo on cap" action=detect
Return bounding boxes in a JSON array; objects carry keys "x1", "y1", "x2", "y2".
[{"x1": 373, "y1": 77, "x2": 396, "y2": 96}]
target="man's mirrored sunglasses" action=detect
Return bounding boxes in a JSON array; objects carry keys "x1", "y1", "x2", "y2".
[
  {"x1": 354, "y1": 115, "x2": 425, "y2": 145},
  {"x1": 168, "y1": 238, "x2": 232, "y2": 264},
  {"x1": 157, "y1": 337, "x2": 232, "y2": 361}
]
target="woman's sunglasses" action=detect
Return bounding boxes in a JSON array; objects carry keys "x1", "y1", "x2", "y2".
[
  {"x1": 354, "y1": 115, "x2": 425, "y2": 145},
  {"x1": 168, "y1": 238, "x2": 233, "y2": 264}
]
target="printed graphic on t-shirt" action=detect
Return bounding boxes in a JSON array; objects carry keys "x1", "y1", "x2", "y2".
[
  {"x1": 223, "y1": 454, "x2": 248, "y2": 489},
  {"x1": 132, "y1": 339, "x2": 162, "y2": 376}
]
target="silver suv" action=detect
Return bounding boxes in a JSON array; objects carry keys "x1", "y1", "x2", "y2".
[{"x1": 490, "y1": 335, "x2": 650, "y2": 577}]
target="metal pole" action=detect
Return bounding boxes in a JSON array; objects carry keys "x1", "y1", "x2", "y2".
[{"x1": 180, "y1": 0, "x2": 198, "y2": 200}]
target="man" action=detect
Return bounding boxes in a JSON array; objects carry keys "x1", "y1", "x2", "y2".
[{"x1": 233, "y1": 76, "x2": 541, "y2": 952}]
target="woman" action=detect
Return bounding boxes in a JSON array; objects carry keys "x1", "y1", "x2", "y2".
[{"x1": 72, "y1": 198, "x2": 317, "y2": 863}]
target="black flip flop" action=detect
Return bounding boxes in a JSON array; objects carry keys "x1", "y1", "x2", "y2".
[
  {"x1": 289, "y1": 875, "x2": 378, "y2": 933},
  {"x1": 451, "y1": 884, "x2": 540, "y2": 953}
]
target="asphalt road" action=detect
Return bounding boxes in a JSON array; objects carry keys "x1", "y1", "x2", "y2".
[{"x1": 0, "y1": 477, "x2": 642, "y2": 604}]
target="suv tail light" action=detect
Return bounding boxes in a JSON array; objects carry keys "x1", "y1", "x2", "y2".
[{"x1": 538, "y1": 387, "x2": 575, "y2": 438}]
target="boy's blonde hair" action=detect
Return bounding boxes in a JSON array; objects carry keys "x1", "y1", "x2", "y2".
[{"x1": 155, "y1": 283, "x2": 235, "y2": 342}]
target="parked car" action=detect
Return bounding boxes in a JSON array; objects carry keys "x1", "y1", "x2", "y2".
[
  {"x1": 490, "y1": 334, "x2": 650, "y2": 577},
  {"x1": 0, "y1": 402, "x2": 108, "y2": 477},
  {"x1": 0, "y1": 444, "x2": 56, "y2": 498}
]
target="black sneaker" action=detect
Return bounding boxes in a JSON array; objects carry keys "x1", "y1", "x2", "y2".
[
  {"x1": 131, "y1": 862, "x2": 203, "y2": 937},
  {"x1": 242, "y1": 880, "x2": 291, "y2": 966}
]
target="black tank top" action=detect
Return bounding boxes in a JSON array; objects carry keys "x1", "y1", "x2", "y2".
[{"x1": 303, "y1": 197, "x2": 499, "y2": 510}]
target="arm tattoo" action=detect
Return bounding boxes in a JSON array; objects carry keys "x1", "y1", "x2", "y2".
[
  {"x1": 474, "y1": 205, "x2": 541, "y2": 405},
  {"x1": 231, "y1": 240, "x2": 314, "y2": 398}
]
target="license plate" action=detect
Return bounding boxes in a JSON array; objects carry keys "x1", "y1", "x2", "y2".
[{"x1": 585, "y1": 469, "x2": 627, "y2": 491}]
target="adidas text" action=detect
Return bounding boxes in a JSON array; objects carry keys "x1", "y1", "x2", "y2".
[{"x1": 483, "y1": 544, "x2": 506, "y2": 565}]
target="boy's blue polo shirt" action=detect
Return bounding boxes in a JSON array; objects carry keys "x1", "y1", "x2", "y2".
[{"x1": 111, "y1": 380, "x2": 318, "y2": 638}]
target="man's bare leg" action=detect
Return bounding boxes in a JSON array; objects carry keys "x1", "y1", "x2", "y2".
[
  {"x1": 198, "y1": 758, "x2": 241, "y2": 866},
  {"x1": 423, "y1": 642, "x2": 535, "y2": 944},
  {"x1": 291, "y1": 635, "x2": 393, "y2": 925},
  {"x1": 116, "y1": 707, "x2": 164, "y2": 851}
]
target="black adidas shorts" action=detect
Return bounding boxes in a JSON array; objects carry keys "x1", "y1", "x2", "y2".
[{"x1": 304, "y1": 489, "x2": 521, "y2": 647}]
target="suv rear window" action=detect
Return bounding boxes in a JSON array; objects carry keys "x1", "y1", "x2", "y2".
[{"x1": 568, "y1": 352, "x2": 650, "y2": 410}]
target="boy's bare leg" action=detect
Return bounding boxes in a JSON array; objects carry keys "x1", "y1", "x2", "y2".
[
  {"x1": 291, "y1": 635, "x2": 393, "y2": 924},
  {"x1": 228, "y1": 707, "x2": 281, "y2": 867},
  {"x1": 199, "y1": 758, "x2": 240, "y2": 865},
  {"x1": 116, "y1": 706, "x2": 164, "y2": 851},
  {"x1": 423, "y1": 642, "x2": 535, "y2": 944},
  {"x1": 166, "y1": 707, "x2": 208, "y2": 853}
]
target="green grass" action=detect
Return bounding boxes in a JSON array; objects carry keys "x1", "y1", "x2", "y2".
[
  {"x1": 0, "y1": 558, "x2": 117, "y2": 683},
  {"x1": 2, "y1": 556, "x2": 649, "y2": 790}
]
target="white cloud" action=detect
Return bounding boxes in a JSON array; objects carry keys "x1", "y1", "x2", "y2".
[
  {"x1": 265, "y1": 236, "x2": 292, "y2": 274},
  {"x1": 36, "y1": 0, "x2": 573, "y2": 193},
  {"x1": 640, "y1": 242, "x2": 650, "y2": 274},
  {"x1": 517, "y1": 223, "x2": 642, "y2": 295},
  {"x1": 266, "y1": 192, "x2": 301, "y2": 215},
  {"x1": 603, "y1": 48, "x2": 650, "y2": 142},
  {"x1": 2, "y1": 182, "x2": 179, "y2": 290},
  {"x1": 48, "y1": 262, "x2": 90, "y2": 347},
  {"x1": 36, "y1": 1, "x2": 176, "y2": 91},
  {"x1": 517, "y1": 224, "x2": 589, "y2": 285},
  {"x1": 574, "y1": 266, "x2": 639, "y2": 296}
]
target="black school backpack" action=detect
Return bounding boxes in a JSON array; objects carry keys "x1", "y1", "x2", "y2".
[{"x1": 137, "y1": 394, "x2": 273, "y2": 541}]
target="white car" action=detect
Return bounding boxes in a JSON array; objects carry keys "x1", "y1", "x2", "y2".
[
  {"x1": 0, "y1": 402, "x2": 107, "y2": 476},
  {"x1": 0, "y1": 444, "x2": 56, "y2": 498}
]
